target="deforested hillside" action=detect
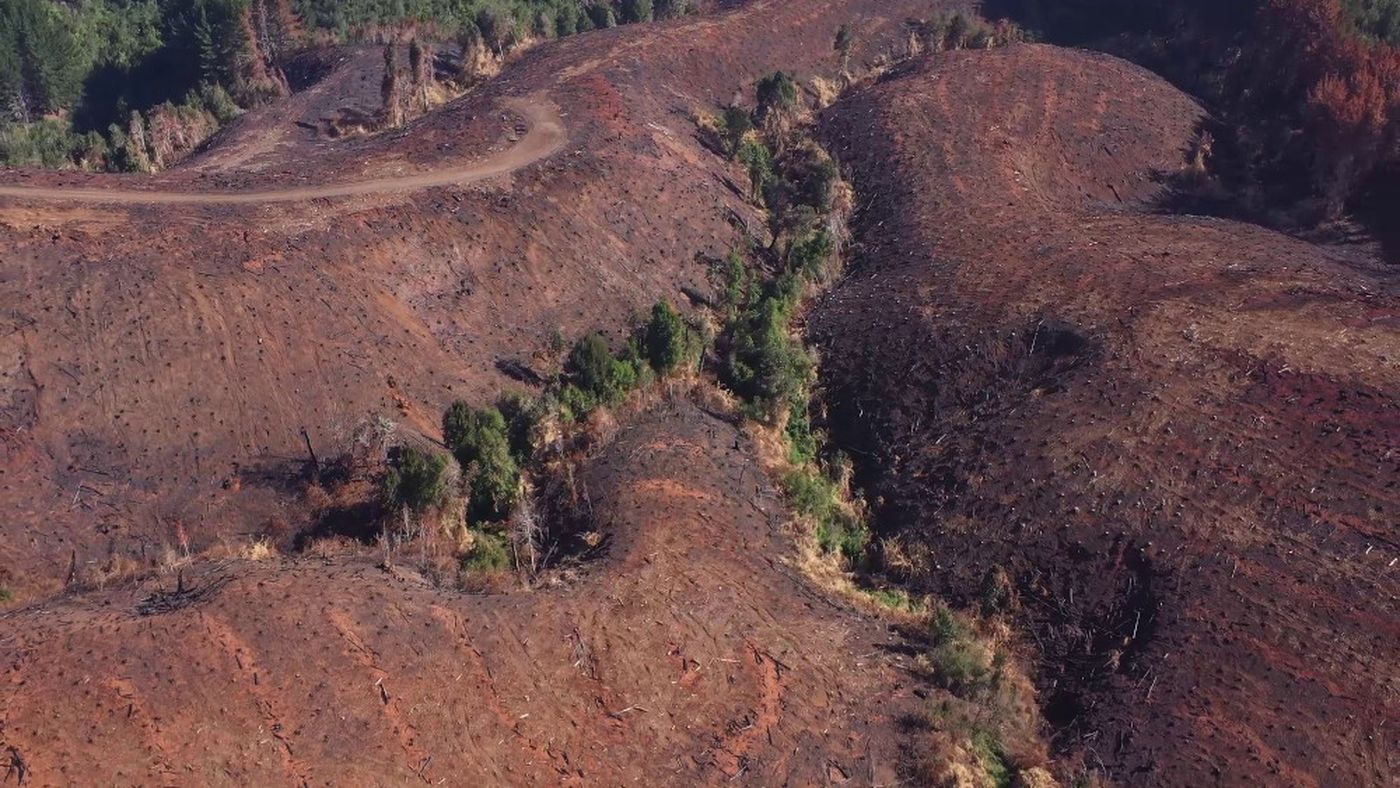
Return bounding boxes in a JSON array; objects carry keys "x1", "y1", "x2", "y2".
[
  {"x1": 0, "y1": 397, "x2": 931, "y2": 784},
  {"x1": 813, "y1": 44, "x2": 1398, "y2": 784},
  {"x1": 0, "y1": 0, "x2": 961, "y2": 599}
]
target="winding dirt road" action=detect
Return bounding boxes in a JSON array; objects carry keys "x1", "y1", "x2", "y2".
[{"x1": 0, "y1": 95, "x2": 565, "y2": 205}]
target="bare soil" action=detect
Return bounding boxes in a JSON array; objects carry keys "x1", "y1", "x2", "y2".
[
  {"x1": 0, "y1": 0, "x2": 957, "y2": 599},
  {"x1": 812, "y1": 44, "x2": 1398, "y2": 785},
  {"x1": 0, "y1": 398, "x2": 926, "y2": 785}
]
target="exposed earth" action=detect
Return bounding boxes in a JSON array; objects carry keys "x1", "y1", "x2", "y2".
[
  {"x1": 813, "y1": 44, "x2": 1398, "y2": 784},
  {"x1": 0, "y1": 0, "x2": 1395, "y2": 785}
]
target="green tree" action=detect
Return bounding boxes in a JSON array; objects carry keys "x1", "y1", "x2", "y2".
[
  {"x1": 723, "y1": 296, "x2": 812, "y2": 420},
  {"x1": 443, "y1": 402, "x2": 521, "y2": 522},
  {"x1": 0, "y1": 0, "x2": 85, "y2": 118},
  {"x1": 620, "y1": 0, "x2": 654, "y2": 23},
  {"x1": 644, "y1": 299, "x2": 694, "y2": 373},
  {"x1": 835, "y1": 23, "x2": 855, "y2": 70},
  {"x1": 755, "y1": 70, "x2": 799, "y2": 124},
  {"x1": 721, "y1": 103, "x2": 752, "y2": 158},
  {"x1": 382, "y1": 446, "x2": 449, "y2": 514}
]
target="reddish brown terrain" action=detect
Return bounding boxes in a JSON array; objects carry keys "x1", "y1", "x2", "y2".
[
  {"x1": 1, "y1": 396, "x2": 930, "y2": 784},
  {"x1": 813, "y1": 45, "x2": 1398, "y2": 785},
  {"x1": 0, "y1": 1, "x2": 973, "y2": 784},
  {"x1": 0, "y1": 0, "x2": 1396, "y2": 784},
  {"x1": 0, "y1": 0, "x2": 953, "y2": 598}
]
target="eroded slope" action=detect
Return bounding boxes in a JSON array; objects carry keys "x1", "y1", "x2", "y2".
[
  {"x1": 813, "y1": 44, "x2": 1398, "y2": 785},
  {"x1": 0, "y1": 0, "x2": 961, "y2": 598},
  {"x1": 0, "y1": 397, "x2": 923, "y2": 785}
]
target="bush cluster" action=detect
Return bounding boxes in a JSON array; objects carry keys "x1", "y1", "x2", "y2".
[
  {"x1": 381, "y1": 445, "x2": 450, "y2": 514},
  {"x1": 712, "y1": 73, "x2": 873, "y2": 563},
  {"x1": 443, "y1": 402, "x2": 522, "y2": 522}
]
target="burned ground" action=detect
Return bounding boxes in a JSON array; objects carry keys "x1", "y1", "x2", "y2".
[{"x1": 812, "y1": 44, "x2": 1398, "y2": 784}]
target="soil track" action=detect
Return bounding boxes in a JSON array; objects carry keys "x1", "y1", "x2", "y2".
[
  {"x1": 0, "y1": 97, "x2": 566, "y2": 205},
  {"x1": 0, "y1": 399, "x2": 924, "y2": 785},
  {"x1": 814, "y1": 45, "x2": 1398, "y2": 785}
]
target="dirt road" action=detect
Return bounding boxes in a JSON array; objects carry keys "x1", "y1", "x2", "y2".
[{"x1": 0, "y1": 96, "x2": 565, "y2": 205}]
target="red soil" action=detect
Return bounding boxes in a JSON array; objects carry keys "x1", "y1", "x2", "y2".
[
  {"x1": 813, "y1": 44, "x2": 1398, "y2": 785},
  {"x1": 0, "y1": 0, "x2": 960, "y2": 599},
  {"x1": 0, "y1": 398, "x2": 925, "y2": 784}
]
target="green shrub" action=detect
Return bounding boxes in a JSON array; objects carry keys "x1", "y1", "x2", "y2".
[
  {"x1": 980, "y1": 566, "x2": 1012, "y2": 615},
  {"x1": 928, "y1": 606, "x2": 994, "y2": 691},
  {"x1": 784, "y1": 396, "x2": 820, "y2": 466},
  {"x1": 755, "y1": 70, "x2": 799, "y2": 122},
  {"x1": 0, "y1": 119, "x2": 106, "y2": 169},
  {"x1": 721, "y1": 104, "x2": 753, "y2": 158},
  {"x1": 462, "y1": 528, "x2": 512, "y2": 573},
  {"x1": 382, "y1": 446, "x2": 450, "y2": 513},
  {"x1": 932, "y1": 639, "x2": 991, "y2": 689},
  {"x1": 970, "y1": 728, "x2": 1013, "y2": 787},
  {"x1": 567, "y1": 332, "x2": 637, "y2": 407},
  {"x1": 784, "y1": 468, "x2": 868, "y2": 560},
  {"x1": 557, "y1": 383, "x2": 596, "y2": 423},
  {"x1": 644, "y1": 299, "x2": 697, "y2": 373},
  {"x1": 788, "y1": 227, "x2": 836, "y2": 282},
  {"x1": 442, "y1": 402, "x2": 520, "y2": 522}
]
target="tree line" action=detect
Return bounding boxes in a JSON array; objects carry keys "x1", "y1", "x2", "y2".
[{"x1": 1, "y1": 0, "x2": 688, "y2": 171}]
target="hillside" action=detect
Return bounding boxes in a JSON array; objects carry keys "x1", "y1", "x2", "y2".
[
  {"x1": 0, "y1": 0, "x2": 1395, "y2": 785},
  {"x1": 0, "y1": 0, "x2": 953, "y2": 599},
  {"x1": 813, "y1": 44, "x2": 1398, "y2": 784}
]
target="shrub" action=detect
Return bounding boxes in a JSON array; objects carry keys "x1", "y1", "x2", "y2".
[
  {"x1": 462, "y1": 528, "x2": 512, "y2": 573},
  {"x1": 644, "y1": 299, "x2": 696, "y2": 373},
  {"x1": 557, "y1": 383, "x2": 596, "y2": 423},
  {"x1": 928, "y1": 606, "x2": 994, "y2": 691},
  {"x1": 381, "y1": 446, "x2": 449, "y2": 514},
  {"x1": 784, "y1": 468, "x2": 869, "y2": 559},
  {"x1": 566, "y1": 332, "x2": 636, "y2": 406},
  {"x1": 0, "y1": 119, "x2": 107, "y2": 169},
  {"x1": 980, "y1": 566, "x2": 1013, "y2": 615},
  {"x1": 788, "y1": 227, "x2": 836, "y2": 282},
  {"x1": 721, "y1": 104, "x2": 753, "y2": 158},
  {"x1": 723, "y1": 295, "x2": 812, "y2": 420},
  {"x1": 784, "y1": 396, "x2": 820, "y2": 466},
  {"x1": 442, "y1": 402, "x2": 520, "y2": 521},
  {"x1": 755, "y1": 70, "x2": 800, "y2": 122}
]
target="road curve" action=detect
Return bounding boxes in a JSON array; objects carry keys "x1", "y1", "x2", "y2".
[{"x1": 0, "y1": 95, "x2": 565, "y2": 206}]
